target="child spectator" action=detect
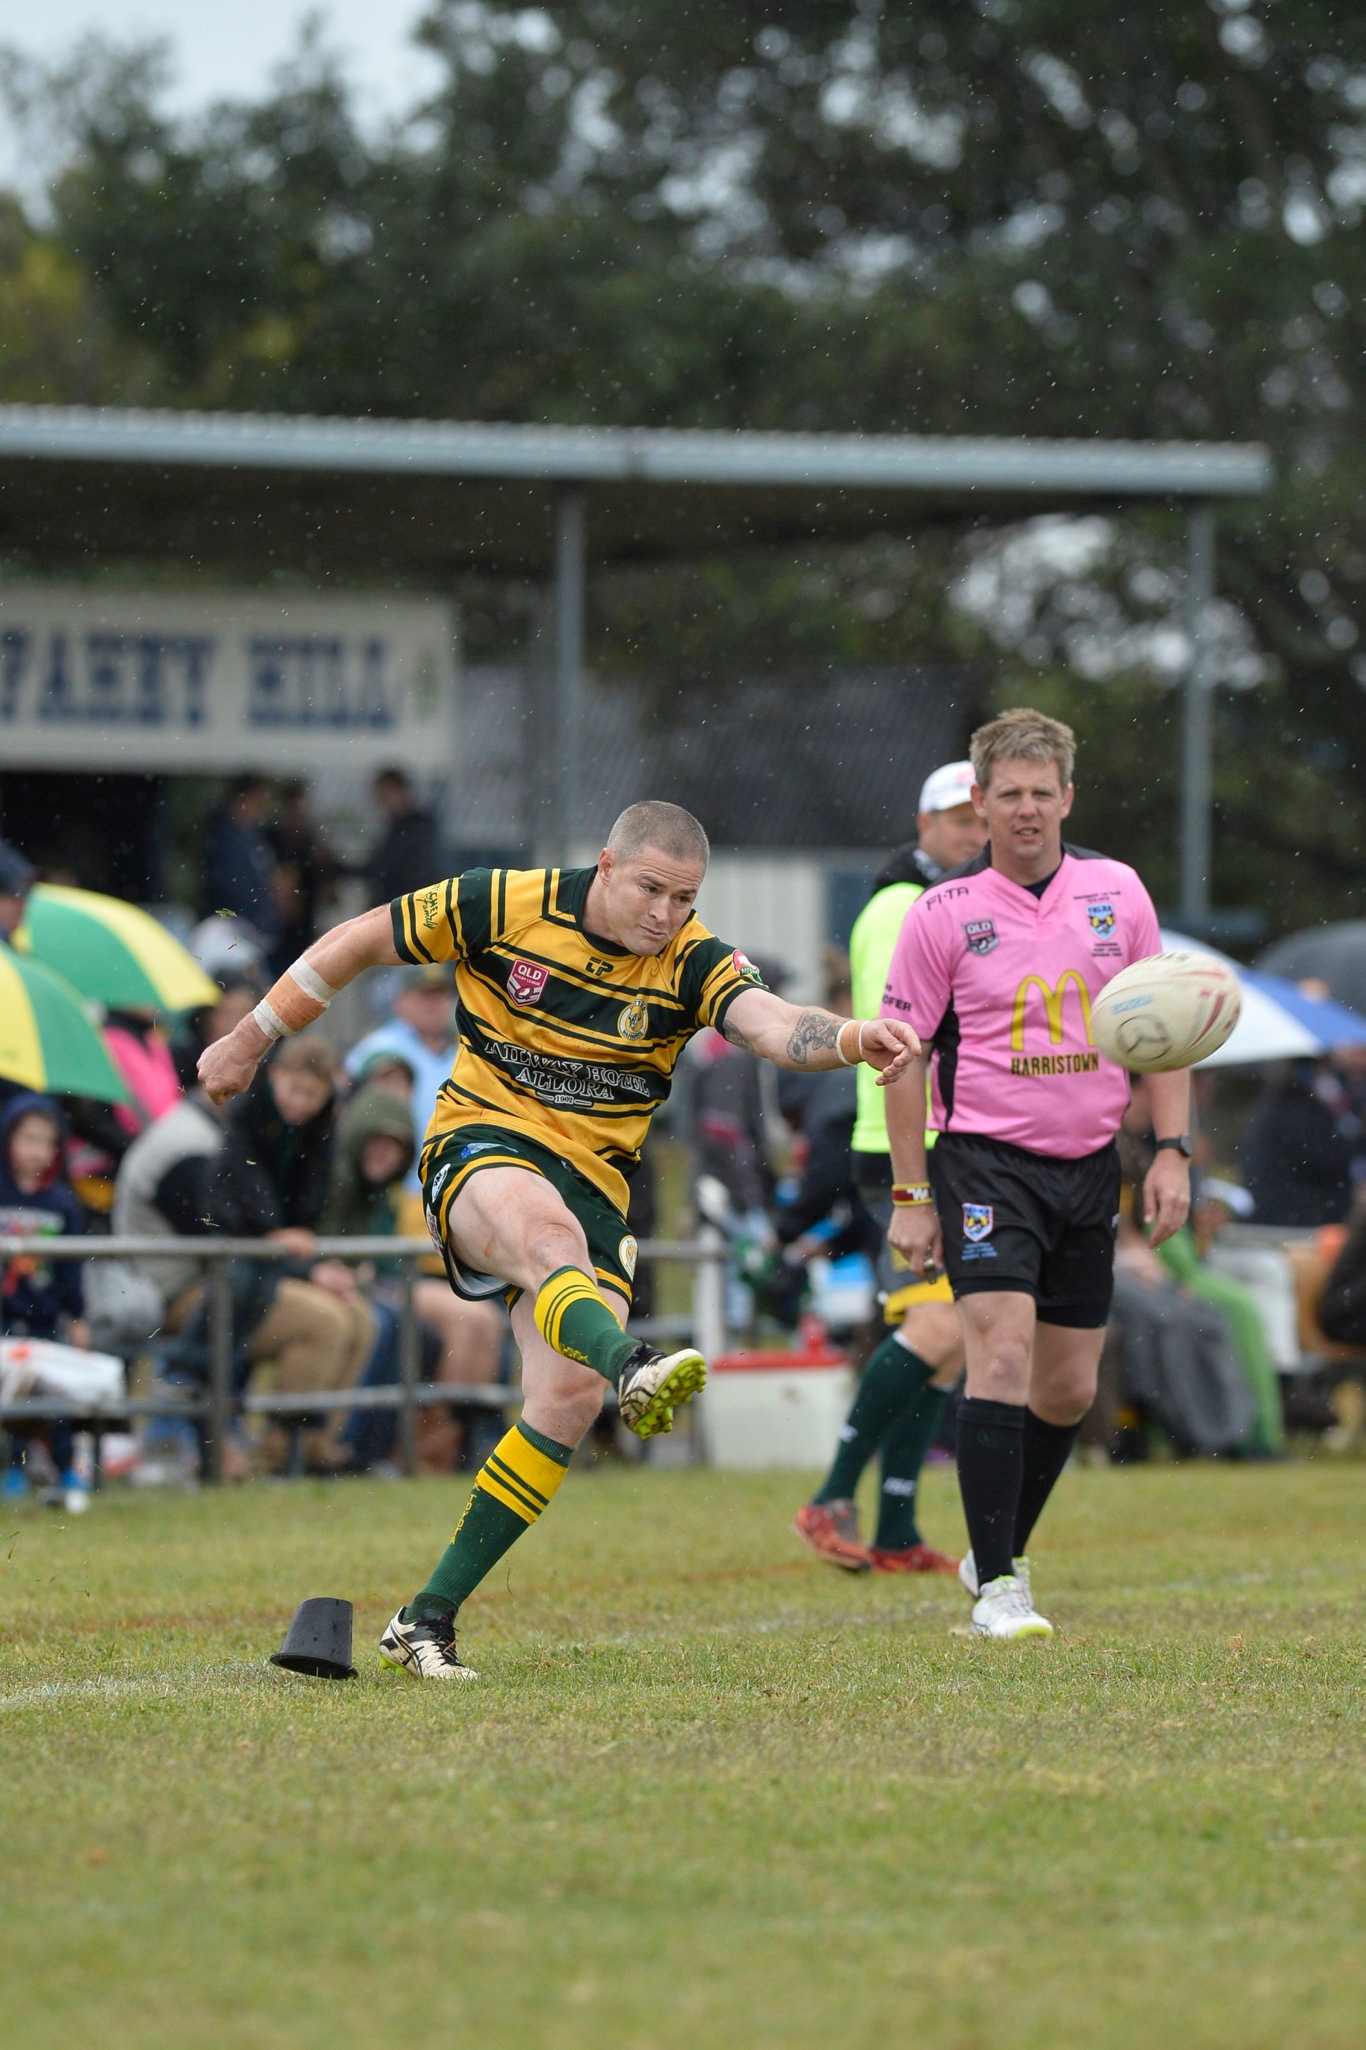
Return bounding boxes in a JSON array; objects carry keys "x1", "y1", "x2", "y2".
[
  {"x1": 321, "y1": 1083, "x2": 506, "y2": 1473},
  {"x1": 0, "y1": 1094, "x2": 88, "y2": 1505}
]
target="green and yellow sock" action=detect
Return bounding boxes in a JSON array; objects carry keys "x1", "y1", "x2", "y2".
[
  {"x1": 407, "y1": 1420, "x2": 573, "y2": 1620},
  {"x1": 533, "y1": 1265, "x2": 636, "y2": 1386}
]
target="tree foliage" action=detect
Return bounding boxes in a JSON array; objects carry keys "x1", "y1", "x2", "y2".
[{"x1": 1, "y1": 2, "x2": 1364, "y2": 924}]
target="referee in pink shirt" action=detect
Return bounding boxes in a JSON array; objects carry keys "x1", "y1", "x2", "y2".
[{"x1": 881, "y1": 707, "x2": 1191, "y2": 1638}]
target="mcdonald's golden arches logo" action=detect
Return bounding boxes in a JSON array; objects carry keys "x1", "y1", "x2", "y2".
[{"x1": 1010, "y1": 970, "x2": 1095, "y2": 1052}]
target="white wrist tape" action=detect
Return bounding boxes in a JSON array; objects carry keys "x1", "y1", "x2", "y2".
[
  {"x1": 253, "y1": 999, "x2": 288, "y2": 1043},
  {"x1": 290, "y1": 959, "x2": 337, "y2": 1007},
  {"x1": 834, "y1": 1018, "x2": 856, "y2": 1066}
]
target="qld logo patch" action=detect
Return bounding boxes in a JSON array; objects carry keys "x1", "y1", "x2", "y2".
[
  {"x1": 962, "y1": 1203, "x2": 995, "y2": 1243},
  {"x1": 964, "y1": 919, "x2": 998, "y2": 956},
  {"x1": 507, "y1": 957, "x2": 549, "y2": 1007},
  {"x1": 1087, "y1": 901, "x2": 1116, "y2": 937}
]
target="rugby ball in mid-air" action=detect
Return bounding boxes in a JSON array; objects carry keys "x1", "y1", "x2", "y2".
[{"x1": 1092, "y1": 951, "x2": 1242, "y2": 1073}]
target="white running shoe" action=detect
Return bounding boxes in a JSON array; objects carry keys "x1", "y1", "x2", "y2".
[
  {"x1": 970, "y1": 1575, "x2": 1053, "y2": 1640},
  {"x1": 378, "y1": 1607, "x2": 478, "y2": 1680},
  {"x1": 959, "y1": 1548, "x2": 1031, "y2": 1601},
  {"x1": 617, "y1": 1342, "x2": 707, "y2": 1439}
]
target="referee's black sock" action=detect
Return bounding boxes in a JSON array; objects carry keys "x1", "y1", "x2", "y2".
[
  {"x1": 1013, "y1": 1409, "x2": 1081, "y2": 1557},
  {"x1": 956, "y1": 1398, "x2": 1026, "y2": 1589}
]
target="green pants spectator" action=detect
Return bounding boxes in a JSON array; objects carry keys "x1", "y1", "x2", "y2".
[{"x1": 1156, "y1": 1228, "x2": 1285, "y2": 1455}]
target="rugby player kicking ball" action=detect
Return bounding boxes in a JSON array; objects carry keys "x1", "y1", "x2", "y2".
[
  {"x1": 199, "y1": 801, "x2": 920, "y2": 1678},
  {"x1": 881, "y1": 709, "x2": 1191, "y2": 1639}
]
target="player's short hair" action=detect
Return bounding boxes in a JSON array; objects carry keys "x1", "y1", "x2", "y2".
[
  {"x1": 606, "y1": 802, "x2": 710, "y2": 870},
  {"x1": 970, "y1": 707, "x2": 1076, "y2": 793}
]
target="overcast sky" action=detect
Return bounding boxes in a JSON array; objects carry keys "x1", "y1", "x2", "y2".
[{"x1": 0, "y1": 1, "x2": 438, "y2": 185}]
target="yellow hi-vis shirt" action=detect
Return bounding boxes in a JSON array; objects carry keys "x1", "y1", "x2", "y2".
[
  {"x1": 850, "y1": 877, "x2": 936, "y2": 1157},
  {"x1": 392, "y1": 865, "x2": 762, "y2": 1212}
]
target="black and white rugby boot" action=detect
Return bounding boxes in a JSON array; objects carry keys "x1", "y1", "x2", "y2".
[
  {"x1": 379, "y1": 1606, "x2": 478, "y2": 1680},
  {"x1": 616, "y1": 1341, "x2": 707, "y2": 1439}
]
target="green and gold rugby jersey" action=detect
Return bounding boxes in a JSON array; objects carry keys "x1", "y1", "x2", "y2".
[{"x1": 391, "y1": 866, "x2": 764, "y2": 1212}]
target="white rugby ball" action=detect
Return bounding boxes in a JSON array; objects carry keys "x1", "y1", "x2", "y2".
[{"x1": 1091, "y1": 951, "x2": 1242, "y2": 1073}]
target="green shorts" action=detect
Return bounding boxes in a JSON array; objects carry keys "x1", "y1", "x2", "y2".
[{"x1": 420, "y1": 1123, "x2": 638, "y2": 1309}]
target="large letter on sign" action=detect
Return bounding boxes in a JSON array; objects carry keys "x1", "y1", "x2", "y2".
[{"x1": 1010, "y1": 971, "x2": 1095, "y2": 1052}]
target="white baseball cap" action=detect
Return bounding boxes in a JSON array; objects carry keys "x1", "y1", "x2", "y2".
[{"x1": 917, "y1": 760, "x2": 976, "y2": 815}]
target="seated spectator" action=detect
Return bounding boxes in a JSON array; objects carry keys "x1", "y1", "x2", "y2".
[
  {"x1": 0, "y1": 835, "x2": 35, "y2": 943},
  {"x1": 1108, "y1": 1211, "x2": 1257, "y2": 1457},
  {"x1": 1318, "y1": 1202, "x2": 1366, "y2": 1347},
  {"x1": 171, "y1": 973, "x2": 263, "y2": 1093},
  {"x1": 0, "y1": 1094, "x2": 88, "y2": 1503},
  {"x1": 200, "y1": 1037, "x2": 375, "y2": 1472},
  {"x1": 114, "y1": 1043, "x2": 373, "y2": 1477},
  {"x1": 345, "y1": 964, "x2": 457, "y2": 1197},
  {"x1": 1125, "y1": 1081, "x2": 1284, "y2": 1455},
  {"x1": 321, "y1": 1082, "x2": 506, "y2": 1471},
  {"x1": 65, "y1": 1005, "x2": 184, "y2": 1217},
  {"x1": 354, "y1": 1049, "x2": 416, "y2": 1101},
  {"x1": 1240, "y1": 1060, "x2": 1355, "y2": 1227}
]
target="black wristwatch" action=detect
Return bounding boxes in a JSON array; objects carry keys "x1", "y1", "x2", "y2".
[{"x1": 1154, "y1": 1135, "x2": 1193, "y2": 1159}]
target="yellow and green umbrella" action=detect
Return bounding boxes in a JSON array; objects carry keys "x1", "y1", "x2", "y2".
[
  {"x1": 0, "y1": 947, "x2": 130, "y2": 1101},
  {"x1": 16, "y1": 883, "x2": 219, "y2": 1013}
]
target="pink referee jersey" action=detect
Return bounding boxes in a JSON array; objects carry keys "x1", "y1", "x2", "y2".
[{"x1": 880, "y1": 846, "x2": 1162, "y2": 1160}]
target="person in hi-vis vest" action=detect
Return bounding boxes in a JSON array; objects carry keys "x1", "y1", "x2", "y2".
[{"x1": 793, "y1": 761, "x2": 986, "y2": 1575}]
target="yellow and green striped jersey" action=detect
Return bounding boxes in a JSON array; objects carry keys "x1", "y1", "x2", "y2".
[{"x1": 391, "y1": 866, "x2": 762, "y2": 1211}]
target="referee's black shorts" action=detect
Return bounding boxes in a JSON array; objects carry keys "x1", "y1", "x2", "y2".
[{"x1": 928, "y1": 1131, "x2": 1121, "y2": 1330}]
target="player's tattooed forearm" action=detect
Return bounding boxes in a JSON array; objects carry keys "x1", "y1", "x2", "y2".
[
  {"x1": 722, "y1": 1016, "x2": 756, "y2": 1053},
  {"x1": 785, "y1": 1008, "x2": 841, "y2": 1064}
]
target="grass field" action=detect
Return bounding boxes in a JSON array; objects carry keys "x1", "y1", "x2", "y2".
[{"x1": 3, "y1": 1459, "x2": 1364, "y2": 2050}]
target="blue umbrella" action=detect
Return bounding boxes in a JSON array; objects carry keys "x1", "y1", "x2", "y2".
[{"x1": 1159, "y1": 931, "x2": 1366, "y2": 1066}]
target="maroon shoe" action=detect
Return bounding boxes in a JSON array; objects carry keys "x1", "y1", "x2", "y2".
[
  {"x1": 793, "y1": 1501, "x2": 871, "y2": 1572},
  {"x1": 867, "y1": 1541, "x2": 959, "y2": 1575}
]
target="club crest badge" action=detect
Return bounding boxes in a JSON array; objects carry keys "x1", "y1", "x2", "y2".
[
  {"x1": 1087, "y1": 901, "x2": 1116, "y2": 937},
  {"x1": 964, "y1": 919, "x2": 998, "y2": 956},
  {"x1": 618, "y1": 995, "x2": 650, "y2": 1041},
  {"x1": 618, "y1": 1234, "x2": 639, "y2": 1280},
  {"x1": 507, "y1": 957, "x2": 549, "y2": 1007},
  {"x1": 963, "y1": 1203, "x2": 995, "y2": 1243},
  {"x1": 732, "y1": 950, "x2": 764, "y2": 984}
]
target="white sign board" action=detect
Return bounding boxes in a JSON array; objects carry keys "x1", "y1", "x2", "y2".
[{"x1": 0, "y1": 586, "x2": 457, "y2": 774}]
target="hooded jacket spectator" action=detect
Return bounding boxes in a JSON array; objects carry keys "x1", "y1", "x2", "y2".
[
  {"x1": 320, "y1": 1085, "x2": 416, "y2": 1240},
  {"x1": 205, "y1": 1063, "x2": 337, "y2": 1236},
  {"x1": 0, "y1": 1093, "x2": 84, "y2": 1338}
]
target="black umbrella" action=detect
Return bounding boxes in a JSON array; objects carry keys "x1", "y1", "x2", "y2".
[{"x1": 1258, "y1": 921, "x2": 1366, "y2": 1017}]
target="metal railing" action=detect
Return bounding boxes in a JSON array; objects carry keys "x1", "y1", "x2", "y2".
[{"x1": 0, "y1": 1230, "x2": 728, "y2": 1480}]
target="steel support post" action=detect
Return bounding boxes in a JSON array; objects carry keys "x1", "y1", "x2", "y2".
[
  {"x1": 1179, "y1": 504, "x2": 1217, "y2": 931},
  {"x1": 205, "y1": 1261, "x2": 234, "y2": 1485},
  {"x1": 689, "y1": 1224, "x2": 728, "y2": 1467},
  {"x1": 398, "y1": 1266, "x2": 420, "y2": 1478},
  {"x1": 553, "y1": 484, "x2": 587, "y2": 859}
]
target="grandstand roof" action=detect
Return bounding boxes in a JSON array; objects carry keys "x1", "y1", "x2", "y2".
[{"x1": 0, "y1": 404, "x2": 1272, "y2": 578}]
